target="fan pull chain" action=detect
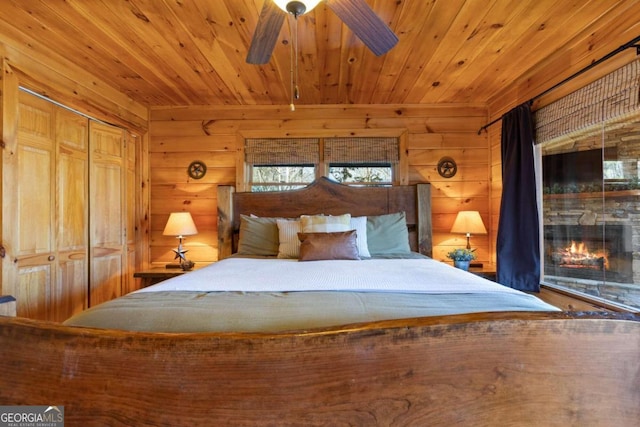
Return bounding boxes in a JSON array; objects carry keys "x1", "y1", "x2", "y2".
[
  {"x1": 293, "y1": 13, "x2": 300, "y2": 101},
  {"x1": 288, "y1": 13, "x2": 300, "y2": 112}
]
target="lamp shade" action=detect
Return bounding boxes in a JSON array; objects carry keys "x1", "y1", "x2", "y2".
[
  {"x1": 451, "y1": 211, "x2": 487, "y2": 235},
  {"x1": 273, "y1": 0, "x2": 322, "y2": 15},
  {"x1": 163, "y1": 212, "x2": 198, "y2": 237}
]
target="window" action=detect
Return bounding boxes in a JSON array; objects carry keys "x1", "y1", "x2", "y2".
[
  {"x1": 540, "y1": 125, "x2": 639, "y2": 310},
  {"x1": 245, "y1": 138, "x2": 319, "y2": 192},
  {"x1": 324, "y1": 137, "x2": 397, "y2": 187},
  {"x1": 244, "y1": 136, "x2": 400, "y2": 192},
  {"x1": 328, "y1": 164, "x2": 392, "y2": 185},
  {"x1": 251, "y1": 165, "x2": 315, "y2": 191},
  {"x1": 534, "y1": 60, "x2": 640, "y2": 311}
]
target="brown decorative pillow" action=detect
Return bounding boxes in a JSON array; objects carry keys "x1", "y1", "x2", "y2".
[{"x1": 297, "y1": 230, "x2": 360, "y2": 261}]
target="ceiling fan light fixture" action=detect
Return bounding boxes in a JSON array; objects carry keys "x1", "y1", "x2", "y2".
[{"x1": 273, "y1": 0, "x2": 322, "y2": 17}]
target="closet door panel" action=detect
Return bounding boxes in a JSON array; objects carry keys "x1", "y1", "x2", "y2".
[
  {"x1": 13, "y1": 93, "x2": 56, "y2": 320},
  {"x1": 16, "y1": 266, "x2": 51, "y2": 320},
  {"x1": 17, "y1": 144, "x2": 53, "y2": 255},
  {"x1": 92, "y1": 162, "x2": 123, "y2": 245},
  {"x1": 90, "y1": 253, "x2": 122, "y2": 305},
  {"x1": 55, "y1": 108, "x2": 89, "y2": 320},
  {"x1": 55, "y1": 259, "x2": 86, "y2": 321},
  {"x1": 58, "y1": 155, "x2": 86, "y2": 251},
  {"x1": 89, "y1": 121, "x2": 125, "y2": 306}
]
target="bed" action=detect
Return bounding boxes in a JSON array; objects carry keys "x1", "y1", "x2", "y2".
[
  {"x1": 62, "y1": 177, "x2": 558, "y2": 332},
  {"x1": 1, "y1": 178, "x2": 639, "y2": 425}
]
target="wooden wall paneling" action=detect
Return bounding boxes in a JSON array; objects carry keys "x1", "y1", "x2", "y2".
[
  {"x1": 488, "y1": 123, "x2": 502, "y2": 267},
  {"x1": 135, "y1": 131, "x2": 151, "y2": 273},
  {"x1": 150, "y1": 167, "x2": 236, "y2": 186},
  {"x1": 235, "y1": 132, "x2": 247, "y2": 192},
  {"x1": 398, "y1": 131, "x2": 409, "y2": 185},
  {"x1": 0, "y1": 59, "x2": 15, "y2": 301},
  {"x1": 149, "y1": 151, "x2": 236, "y2": 169},
  {"x1": 149, "y1": 105, "x2": 490, "y2": 265},
  {"x1": 123, "y1": 131, "x2": 138, "y2": 295},
  {"x1": 148, "y1": 130, "x2": 221, "y2": 264},
  {"x1": 149, "y1": 105, "x2": 489, "y2": 122},
  {"x1": 150, "y1": 135, "x2": 236, "y2": 153}
]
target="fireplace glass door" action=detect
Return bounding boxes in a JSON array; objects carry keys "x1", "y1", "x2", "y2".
[{"x1": 540, "y1": 116, "x2": 639, "y2": 310}]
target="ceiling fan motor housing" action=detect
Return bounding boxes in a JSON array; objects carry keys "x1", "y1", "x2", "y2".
[{"x1": 286, "y1": 1, "x2": 307, "y2": 17}]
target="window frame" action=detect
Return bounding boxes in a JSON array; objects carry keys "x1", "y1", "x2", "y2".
[{"x1": 238, "y1": 130, "x2": 408, "y2": 192}]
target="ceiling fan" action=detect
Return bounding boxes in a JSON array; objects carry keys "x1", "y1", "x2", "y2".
[{"x1": 246, "y1": 0, "x2": 399, "y2": 65}]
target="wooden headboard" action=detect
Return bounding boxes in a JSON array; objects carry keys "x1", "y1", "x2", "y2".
[{"x1": 217, "y1": 177, "x2": 432, "y2": 259}]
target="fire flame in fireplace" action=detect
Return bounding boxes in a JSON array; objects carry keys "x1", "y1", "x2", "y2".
[{"x1": 551, "y1": 240, "x2": 608, "y2": 270}]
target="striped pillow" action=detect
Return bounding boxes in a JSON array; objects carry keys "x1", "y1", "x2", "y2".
[{"x1": 276, "y1": 219, "x2": 302, "y2": 258}]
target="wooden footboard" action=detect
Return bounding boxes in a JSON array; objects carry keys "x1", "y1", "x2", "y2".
[{"x1": 1, "y1": 312, "x2": 638, "y2": 426}]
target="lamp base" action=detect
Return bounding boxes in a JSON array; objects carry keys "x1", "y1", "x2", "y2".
[
  {"x1": 180, "y1": 260, "x2": 195, "y2": 271},
  {"x1": 166, "y1": 260, "x2": 195, "y2": 271}
]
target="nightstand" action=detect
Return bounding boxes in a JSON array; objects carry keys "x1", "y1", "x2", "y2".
[
  {"x1": 468, "y1": 265, "x2": 497, "y2": 281},
  {"x1": 133, "y1": 267, "x2": 191, "y2": 288}
]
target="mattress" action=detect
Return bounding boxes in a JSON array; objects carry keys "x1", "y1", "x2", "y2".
[{"x1": 64, "y1": 256, "x2": 560, "y2": 333}]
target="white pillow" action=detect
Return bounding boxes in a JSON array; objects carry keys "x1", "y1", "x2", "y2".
[
  {"x1": 277, "y1": 219, "x2": 302, "y2": 258},
  {"x1": 350, "y1": 216, "x2": 371, "y2": 258}
]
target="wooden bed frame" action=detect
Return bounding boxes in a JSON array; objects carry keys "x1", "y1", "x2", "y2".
[
  {"x1": 1, "y1": 178, "x2": 639, "y2": 425},
  {"x1": 217, "y1": 176, "x2": 433, "y2": 258}
]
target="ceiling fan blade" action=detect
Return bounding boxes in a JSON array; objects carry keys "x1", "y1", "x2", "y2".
[
  {"x1": 246, "y1": 1, "x2": 286, "y2": 64},
  {"x1": 325, "y1": 0, "x2": 398, "y2": 56}
]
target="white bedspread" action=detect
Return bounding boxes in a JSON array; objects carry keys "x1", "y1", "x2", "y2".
[
  {"x1": 137, "y1": 257, "x2": 526, "y2": 295},
  {"x1": 66, "y1": 256, "x2": 560, "y2": 332}
]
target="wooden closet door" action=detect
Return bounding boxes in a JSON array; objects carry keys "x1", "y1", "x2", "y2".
[
  {"x1": 89, "y1": 121, "x2": 126, "y2": 306},
  {"x1": 10, "y1": 93, "x2": 57, "y2": 320},
  {"x1": 4, "y1": 92, "x2": 89, "y2": 321}
]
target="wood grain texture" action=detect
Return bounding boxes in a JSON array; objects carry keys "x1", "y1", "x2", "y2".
[
  {"x1": 220, "y1": 177, "x2": 430, "y2": 257},
  {"x1": 0, "y1": 1, "x2": 638, "y2": 108},
  {"x1": 149, "y1": 104, "x2": 489, "y2": 265},
  {"x1": 1, "y1": 312, "x2": 638, "y2": 425}
]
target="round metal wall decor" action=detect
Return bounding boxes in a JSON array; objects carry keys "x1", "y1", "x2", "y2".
[
  {"x1": 437, "y1": 157, "x2": 457, "y2": 178},
  {"x1": 188, "y1": 161, "x2": 207, "y2": 179}
]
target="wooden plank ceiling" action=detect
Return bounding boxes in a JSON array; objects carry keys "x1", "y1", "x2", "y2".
[{"x1": 0, "y1": 0, "x2": 638, "y2": 107}]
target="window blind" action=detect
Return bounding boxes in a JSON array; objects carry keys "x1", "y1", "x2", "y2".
[
  {"x1": 324, "y1": 137, "x2": 399, "y2": 164},
  {"x1": 534, "y1": 59, "x2": 640, "y2": 144},
  {"x1": 245, "y1": 138, "x2": 320, "y2": 165}
]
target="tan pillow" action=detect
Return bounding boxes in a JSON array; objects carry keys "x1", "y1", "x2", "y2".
[
  {"x1": 297, "y1": 230, "x2": 360, "y2": 261},
  {"x1": 300, "y1": 213, "x2": 351, "y2": 232}
]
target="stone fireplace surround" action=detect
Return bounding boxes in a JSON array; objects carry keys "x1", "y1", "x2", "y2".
[{"x1": 543, "y1": 190, "x2": 640, "y2": 308}]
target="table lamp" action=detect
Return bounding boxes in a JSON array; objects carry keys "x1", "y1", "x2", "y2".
[
  {"x1": 451, "y1": 210, "x2": 487, "y2": 267},
  {"x1": 163, "y1": 212, "x2": 198, "y2": 270}
]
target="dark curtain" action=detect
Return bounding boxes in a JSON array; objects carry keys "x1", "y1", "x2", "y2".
[{"x1": 496, "y1": 103, "x2": 540, "y2": 292}]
